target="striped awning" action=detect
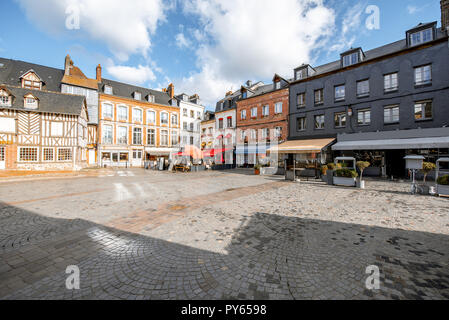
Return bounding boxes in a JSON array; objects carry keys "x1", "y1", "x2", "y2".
[{"x1": 269, "y1": 138, "x2": 335, "y2": 154}]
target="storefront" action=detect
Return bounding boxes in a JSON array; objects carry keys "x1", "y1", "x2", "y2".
[{"x1": 101, "y1": 150, "x2": 130, "y2": 168}]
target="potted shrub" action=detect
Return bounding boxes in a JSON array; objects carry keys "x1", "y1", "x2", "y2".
[
  {"x1": 321, "y1": 165, "x2": 328, "y2": 183},
  {"x1": 420, "y1": 162, "x2": 436, "y2": 195},
  {"x1": 437, "y1": 175, "x2": 449, "y2": 196},
  {"x1": 333, "y1": 168, "x2": 358, "y2": 187},
  {"x1": 356, "y1": 161, "x2": 370, "y2": 189},
  {"x1": 254, "y1": 164, "x2": 261, "y2": 175},
  {"x1": 326, "y1": 163, "x2": 336, "y2": 185}
]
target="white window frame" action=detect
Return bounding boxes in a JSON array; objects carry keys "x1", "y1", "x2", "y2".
[
  {"x1": 18, "y1": 147, "x2": 39, "y2": 162},
  {"x1": 357, "y1": 109, "x2": 371, "y2": 126},
  {"x1": 262, "y1": 105, "x2": 270, "y2": 117},
  {"x1": 42, "y1": 147, "x2": 55, "y2": 162},
  {"x1": 147, "y1": 128, "x2": 156, "y2": 146},
  {"x1": 171, "y1": 113, "x2": 178, "y2": 126},
  {"x1": 357, "y1": 80, "x2": 370, "y2": 97},
  {"x1": 334, "y1": 85, "x2": 345, "y2": 101},
  {"x1": 50, "y1": 122, "x2": 63, "y2": 137},
  {"x1": 147, "y1": 110, "x2": 156, "y2": 124},
  {"x1": 160, "y1": 129, "x2": 169, "y2": 146},
  {"x1": 314, "y1": 115, "x2": 325, "y2": 130},
  {"x1": 274, "y1": 102, "x2": 283, "y2": 114},
  {"x1": 132, "y1": 127, "x2": 143, "y2": 145},
  {"x1": 414, "y1": 65, "x2": 432, "y2": 86},
  {"x1": 315, "y1": 89, "x2": 324, "y2": 105},
  {"x1": 134, "y1": 92, "x2": 141, "y2": 100},
  {"x1": 384, "y1": 105, "x2": 400, "y2": 124},
  {"x1": 132, "y1": 108, "x2": 143, "y2": 123},
  {"x1": 117, "y1": 126, "x2": 128, "y2": 145},
  {"x1": 102, "y1": 103, "x2": 113, "y2": 119},
  {"x1": 241, "y1": 110, "x2": 246, "y2": 120},
  {"x1": 0, "y1": 117, "x2": 16, "y2": 133},
  {"x1": 342, "y1": 52, "x2": 359, "y2": 67},
  {"x1": 251, "y1": 107, "x2": 258, "y2": 118},
  {"x1": 117, "y1": 105, "x2": 128, "y2": 121},
  {"x1": 104, "y1": 85, "x2": 113, "y2": 95},
  {"x1": 171, "y1": 130, "x2": 179, "y2": 146},
  {"x1": 297, "y1": 93, "x2": 306, "y2": 107},
  {"x1": 334, "y1": 112, "x2": 347, "y2": 128},
  {"x1": 160, "y1": 112, "x2": 169, "y2": 125},
  {"x1": 409, "y1": 28, "x2": 433, "y2": 46},
  {"x1": 297, "y1": 117, "x2": 306, "y2": 131},
  {"x1": 384, "y1": 73, "x2": 398, "y2": 92},
  {"x1": 102, "y1": 124, "x2": 113, "y2": 144},
  {"x1": 57, "y1": 148, "x2": 72, "y2": 162},
  {"x1": 414, "y1": 100, "x2": 433, "y2": 121}
]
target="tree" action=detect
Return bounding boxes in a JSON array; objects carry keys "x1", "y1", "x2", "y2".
[
  {"x1": 356, "y1": 161, "x2": 370, "y2": 181},
  {"x1": 421, "y1": 162, "x2": 436, "y2": 183}
]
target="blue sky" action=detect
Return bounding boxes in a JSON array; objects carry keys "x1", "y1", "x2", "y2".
[{"x1": 0, "y1": 0, "x2": 443, "y2": 110}]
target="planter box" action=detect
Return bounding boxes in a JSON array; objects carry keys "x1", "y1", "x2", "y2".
[
  {"x1": 437, "y1": 184, "x2": 449, "y2": 196},
  {"x1": 285, "y1": 170, "x2": 295, "y2": 181},
  {"x1": 326, "y1": 170, "x2": 334, "y2": 185},
  {"x1": 333, "y1": 176, "x2": 356, "y2": 187},
  {"x1": 254, "y1": 169, "x2": 260, "y2": 175},
  {"x1": 260, "y1": 167, "x2": 277, "y2": 175}
]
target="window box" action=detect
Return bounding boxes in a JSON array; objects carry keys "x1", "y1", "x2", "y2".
[
  {"x1": 333, "y1": 177, "x2": 356, "y2": 187},
  {"x1": 437, "y1": 184, "x2": 449, "y2": 196}
]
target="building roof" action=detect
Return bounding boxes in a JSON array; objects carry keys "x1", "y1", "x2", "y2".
[
  {"x1": 0, "y1": 84, "x2": 86, "y2": 117},
  {"x1": 61, "y1": 66, "x2": 99, "y2": 90},
  {"x1": 290, "y1": 25, "x2": 447, "y2": 85},
  {"x1": 99, "y1": 78, "x2": 174, "y2": 107},
  {"x1": 0, "y1": 57, "x2": 64, "y2": 92}
]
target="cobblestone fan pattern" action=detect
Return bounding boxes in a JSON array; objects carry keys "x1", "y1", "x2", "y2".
[{"x1": 0, "y1": 170, "x2": 448, "y2": 300}]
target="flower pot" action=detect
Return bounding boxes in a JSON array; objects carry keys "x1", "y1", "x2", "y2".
[
  {"x1": 333, "y1": 176, "x2": 356, "y2": 187},
  {"x1": 419, "y1": 184, "x2": 430, "y2": 195},
  {"x1": 254, "y1": 169, "x2": 260, "y2": 175},
  {"x1": 437, "y1": 184, "x2": 449, "y2": 196}
]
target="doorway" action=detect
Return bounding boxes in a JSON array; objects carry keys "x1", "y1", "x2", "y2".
[
  {"x1": 132, "y1": 150, "x2": 143, "y2": 167},
  {"x1": 385, "y1": 150, "x2": 406, "y2": 179},
  {"x1": 0, "y1": 147, "x2": 5, "y2": 170}
]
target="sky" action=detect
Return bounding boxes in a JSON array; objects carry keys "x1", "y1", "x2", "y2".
[{"x1": 0, "y1": 0, "x2": 443, "y2": 110}]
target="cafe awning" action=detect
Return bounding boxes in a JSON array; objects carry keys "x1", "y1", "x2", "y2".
[
  {"x1": 332, "y1": 136, "x2": 449, "y2": 151},
  {"x1": 268, "y1": 138, "x2": 335, "y2": 154}
]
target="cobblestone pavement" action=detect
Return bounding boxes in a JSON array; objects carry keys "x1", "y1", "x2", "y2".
[{"x1": 0, "y1": 169, "x2": 448, "y2": 300}]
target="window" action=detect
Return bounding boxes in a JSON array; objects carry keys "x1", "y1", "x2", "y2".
[
  {"x1": 190, "y1": 110, "x2": 195, "y2": 118},
  {"x1": 275, "y1": 127, "x2": 282, "y2": 138},
  {"x1": 314, "y1": 89, "x2": 324, "y2": 105},
  {"x1": 183, "y1": 108, "x2": 188, "y2": 117},
  {"x1": 183, "y1": 122, "x2": 188, "y2": 130},
  {"x1": 261, "y1": 128, "x2": 269, "y2": 139},
  {"x1": 227, "y1": 117, "x2": 232, "y2": 128},
  {"x1": 242, "y1": 92, "x2": 247, "y2": 99},
  {"x1": 23, "y1": 80, "x2": 41, "y2": 90},
  {"x1": 118, "y1": 126, "x2": 128, "y2": 145},
  {"x1": 384, "y1": 105, "x2": 400, "y2": 124},
  {"x1": 147, "y1": 110, "x2": 156, "y2": 124},
  {"x1": 51, "y1": 122, "x2": 63, "y2": 137},
  {"x1": 334, "y1": 112, "x2": 346, "y2": 128},
  {"x1": 133, "y1": 108, "x2": 143, "y2": 122},
  {"x1": 384, "y1": 73, "x2": 398, "y2": 92},
  {"x1": 297, "y1": 93, "x2": 306, "y2": 107},
  {"x1": 161, "y1": 112, "x2": 168, "y2": 124},
  {"x1": 342, "y1": 52, "x2": 359, "y2": 67},
  {"x1": 240, "y1": 130, "x2": 246, "y2": 140},
  {"x1": 358, "y1": 109, "x2": 371, "y2": 126},
  {"x1": 0, "y1": 147, "x2": 4, "y2": 161},
  {"x1": 409, "y1": 28, "x2": 433, "y2": 46},
  {"x1": 296, "y1": 69, "x2": 307, "y2": 80},
  {"x1": 190, "y1": 136, "x2": 194, "y2": 145},
  {"x1": 275, "y1": 102, "x2": 283, "y2": 114},
  {"x1": 251, "y1": 107, "x2": 258, "y2": 118},
  {"x1": 274, "y1": 82, "x2": 281, "y2": 90},
  {"x1": 118, "y1": 106, "x2": 128, "y2": 121},
  {"x1": 0, "y1": 118, "x2": 15, "y2": 133},
  {"x1": 102, "y1": 125, "x2": 113, "y2": 144},
  {"x1": 147, "y1": 95, "x2": 155, "y2": 103},
  {"x1": 25, "y1": 97, "x2": 38, "y2": 109},
  {"x1": 414, "y1": 65, "x2": 432, "y2": 86},
  {"x1": 297, "y1": 117, "x2": 306, "y2": 131},
  {"x1": 147, "y1": 129, "x2": 155, "y2": 145},
  {"x1": 197, "y1": 112, "x2": 201, "y2": 120},
  {"x1": 133, "y1": 128, "x2": 142, "y2": 145},
  {"x1": 250, "y1": 130, "x2": 257, "y2": 140},
  {"x1": 189, "y1": 123, "x2": 194, "y2": 132},
  {"x1": 161, "y1": 130, "x2": 168, "y2": 146},
  {"x1": 241, "y1": 109, "x2": 247, "y2": 120},
  {"x1": 102, "y1": 103, "x2": 113, "y2": 119},
  {"x1": 171, "y1": 131, "x2": 179, "y2": 146},
  {"x1": 104, "y1": 85, "x2": 113, "y2": 95},
  {"x1": 335, "y1": 85, "x2": 345, "y2": 101},
  {"x1": 171, "y1": 114, "x2": 178, "y2": 125},
  {"x1": 0, "y1": 90, "x2": 11, "y2": 106},
  {"x1": 314, "y1": 115, "x2": 325, "y2": 129},
  {"x1": 262, "y1": 105, "x2": 269, "y2": 117},
  {"x1": 414, "y1": 101, "x2": 432, "y2": 121},
  {"x1": 357, "y1": 80, "x2": 370, "y2": 97},
  {"x1": 218, "y1": 119, "x2": 224, "y2": 129},
  {"x1": 134, "y1": 92, "x2": 141, "y2": 100},
  {"x1": 43, "y1": 148, "x2": 54, "y2": 161},
  {"x1": 58, "y1": 148, "x2": 72, "y2": 161},
  {"x1": 19, "y1": 147, "x2": 38, "y2": 162}
]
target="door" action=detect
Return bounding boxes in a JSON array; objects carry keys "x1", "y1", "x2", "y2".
[
  {"x1": 88, "y1": 149, "x2": 96, "y2": 166},
  {"x1": 0, "y1": 147, "x2": 5, "y2": 170},
  {"x1": 132, "y1": 150, "x2": 143, "y2": 167},
  {"x1": 386, "y1": 150, "x2": 406, "y2": 179}
]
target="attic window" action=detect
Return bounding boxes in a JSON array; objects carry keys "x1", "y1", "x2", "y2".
[
  {"x1": 242, "y1": 91, "x2": 247, "y2": 99},
  {"x1": 182, "y1": 95, "x2": 188, "y2": 101},
  {"x1": 24, "y1": 96, "x2": 38, "y2": 109},
  {"x1": 21, "y1": 71, "x2": 42, "y2": 90},
  {"x1": 104, "y1": 85, "x2": 113, "y2": 95},
  {"x1": 342, "y1": 52, "x2": 359, "y2": 67},
  {"x1": 409, "y1": 28, "x2": 433, "y2": 46},
  {"x1": 147, "y1": 95, "x2": 155, "y2": 103},
  {"x1": 0, "y1": 89, "x2": 11, "y2": 106},
  {"x1": 274, "y1": 81, "x2": 281, "y2": 90},
  {"x1": 134, "y1": 92, "x2": 141, "y2": 100}
]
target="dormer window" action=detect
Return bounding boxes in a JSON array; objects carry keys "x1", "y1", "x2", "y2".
[
  {"x1": 147, "y1": 95, "x2": 155, "y2": 103},
  {"x1": 0, "y1": 89, "x2": 11, "y2": 106},
  {"x1": 21, "y1": 71, "x2": 42, "y2": 90},
  {"x1": 242, "y1": 91, "x2": 247, "y2": 99},
  {"x1": 409, "y1": 28, "x2": 433, "y2": 46},
  {"x1": 104, "y1": 85, "x2": 113, "y2": 95},
  {"x1": 24, "y1": 94, "x2": 38, "y2": 109},
  {"x1": 341, "y1": 49, "x2": 364, "y2": 68},
  {"x1": 182, "y1": 95, "x2": 188, "y2": 101},
  {"x1": 274, "y1": 82, "x2": 281, "y2": 90},
  {"x1": 294, "y1": 65, "x2": 315, "y2": 81},
  {"x1": 134, "y1": 92, "x2": 141, "y2": 100}
]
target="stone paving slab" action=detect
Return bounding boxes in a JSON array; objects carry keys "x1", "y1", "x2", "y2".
[{"x1": 0, "y1": 170, "x2": 448, "y2": 300}]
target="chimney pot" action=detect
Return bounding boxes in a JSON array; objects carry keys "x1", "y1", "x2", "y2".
[{"x1": 96, "y1": 64, "x2": 102, "y2": 82}]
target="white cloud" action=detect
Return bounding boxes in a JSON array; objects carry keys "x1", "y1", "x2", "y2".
[
  {"x1": 107, "y1": 64, "x2": 156, "y2": 85},
  {"x1": 175, "y1": 33, "x2": 191, "y2": 49},
  {"x1": 175, "y1": 0, "x2": 336, "y2": 107},
  {"x1": 407, "y1": 6, "x2": 418, "y2": 14},
  {"x1": 15, "y1": 0, "x2": 167, "y2": 61}
]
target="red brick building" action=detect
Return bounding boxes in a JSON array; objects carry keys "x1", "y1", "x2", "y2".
[{"x1": 235, "y1": 75, "x2": 289, "y2": 166}]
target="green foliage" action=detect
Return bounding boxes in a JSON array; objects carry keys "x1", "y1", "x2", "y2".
[
  {"x1": 356, "y1": 161, "x2": 370, "y2": 171},
  {"x1": 335, "y1": 168, "x2": 358, "y2": 178},
  {"x1": 421, "y1": 162, "x2": 436, "y2": 173},
  {"x1": 327, "y1": 163, "x2": 336, "y2": 170},
  {"x1": 254, "y1": 164, "x2": 261, "y2": 170},
  {"x1": 437, "y1": 175, "x2": 449, "y2": 185},
  {"x1": 321, "y1": 165, "x2": 328, "y2": 175}
]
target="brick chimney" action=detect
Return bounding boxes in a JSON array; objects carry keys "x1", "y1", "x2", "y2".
[
  {"x1": 96, "y1": 64, "x2": 102, "y2": 82},
  {"x1": 168, "y1": 83, "x2": 174, "y2": 99},
  {"x1": 64, "y1": 54, "x2": 73, "y2": 76},
  {"x1": 442, "y1": 0, "x2": 449, "y2": 31}
]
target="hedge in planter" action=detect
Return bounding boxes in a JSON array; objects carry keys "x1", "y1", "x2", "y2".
[
  {"x1": 437, "y1": 175, "x2": 449, "y2": 185},
  {"x1": 335, "y1": 169, "x2": 358, "y2": 178}
]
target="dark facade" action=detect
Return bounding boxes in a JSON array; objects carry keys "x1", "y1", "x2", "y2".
[{"x1": 287, "y1": 21, "x2": 449, "y2": 178}]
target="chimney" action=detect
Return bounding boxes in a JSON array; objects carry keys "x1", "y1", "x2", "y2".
[
  {"x1": 246, "y1": 80, "x2": 253, "y2": 87},
  {"x1": 225, "y1": 90, "x2": 233, "y2": 97},
  {"x1": 96, "y1": 64, "x2": 102, "y2": 82},
  {"x1": 442, "y1": 0, "x2": 449, "y2": 31},
  {"x1": 64, "y1": 54, "x2": 73, "y2": 76},
  {"x1": 168, "y1": 83, "x2": 174, "y2": 99}
]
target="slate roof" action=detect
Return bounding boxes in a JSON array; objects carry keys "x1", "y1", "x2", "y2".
[
  {"x1": 0, "y1": 85, "x2": 86, "y2": 117},
  {"x1": 99, "y1": 78, "x2": 174, "y2": 107},
  {"x1": 0, "y1": 57, "x2": 64, "y2": 92}
]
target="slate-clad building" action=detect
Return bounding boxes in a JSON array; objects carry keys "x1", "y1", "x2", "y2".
[{"x1": 286, "y1": 17, "x2": 449, "y2": 178}]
